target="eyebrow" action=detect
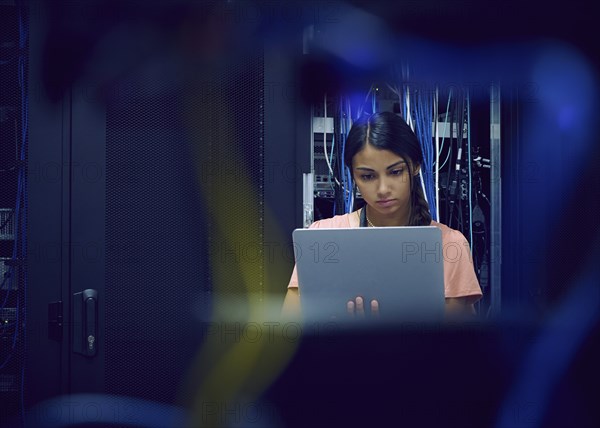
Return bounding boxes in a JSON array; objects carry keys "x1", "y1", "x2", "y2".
[{"x1": 355, "y1": 160, "x2": 406, "y2": 171}]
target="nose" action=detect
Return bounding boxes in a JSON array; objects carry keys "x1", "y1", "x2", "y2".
[{"x1": 376, "y1": 176, "x2": 392, "y2": 197}]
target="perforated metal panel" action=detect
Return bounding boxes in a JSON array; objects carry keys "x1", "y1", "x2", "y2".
[
  {"x1": 0, "y1": 3, "x2": 23, "y2": 422},
  {"x1": 105, "y1": 51, "x2": 264, "y2": 403}
]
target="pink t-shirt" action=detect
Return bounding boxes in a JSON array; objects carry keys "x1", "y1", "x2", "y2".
[{"x1": 287, "y1": 211, "x2": 483, "y2": 301}]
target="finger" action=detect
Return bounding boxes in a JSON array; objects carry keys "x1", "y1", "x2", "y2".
[
  {"x1": 371, "y1": 300, "x2": 379, "y2": 317},
  {"x1": 355, "y1": 296, "x2": 365, "y2": 317},
  {"x1": 347, "y1": 300, "x2": 355, "y2": 316}
]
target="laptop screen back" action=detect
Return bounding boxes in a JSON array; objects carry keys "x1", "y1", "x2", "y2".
[{"x1": 292, "y1": 226, "x2": 445, "y2": 326}]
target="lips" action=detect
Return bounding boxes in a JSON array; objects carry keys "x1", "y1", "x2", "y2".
[{"x1": 376, "y1": 199, "x2": 396, "y2": 208}]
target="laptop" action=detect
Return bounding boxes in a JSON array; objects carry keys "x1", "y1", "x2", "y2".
[{"x1": 292, "y1": 226, "x2": 445, "y2": 327}]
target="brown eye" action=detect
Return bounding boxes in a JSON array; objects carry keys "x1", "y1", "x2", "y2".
[
  {"x1": 390, "y1": 169, "x2": 404, "y2": 175},
  {"x1": 361, "y1": 174, "x2": 374, "y2": 181}
]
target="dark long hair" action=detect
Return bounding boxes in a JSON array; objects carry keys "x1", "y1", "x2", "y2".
[{"x1": 345, "y1": 111, "x2": 432, "y2": 226}]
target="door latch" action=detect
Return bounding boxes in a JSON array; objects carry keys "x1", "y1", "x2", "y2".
[{"x1": 73, "y1": 289, "x2": 98, "y2": 357}]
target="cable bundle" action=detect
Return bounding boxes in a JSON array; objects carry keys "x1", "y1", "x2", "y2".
[
  {"x1": 339, "y1": 96, "x2": 354, "y2": 213},
  {"x1": 411, "y1": 87, "x2": 437, "y2": 221}
]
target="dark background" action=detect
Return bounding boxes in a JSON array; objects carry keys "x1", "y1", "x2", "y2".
[{"x1": 0, "y1": 0, "x2": 598, "y2": 427}]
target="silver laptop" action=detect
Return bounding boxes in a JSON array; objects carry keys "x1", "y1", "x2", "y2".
[{"x1": 292, "y1": 226, "x2": 445, "y2": 327}]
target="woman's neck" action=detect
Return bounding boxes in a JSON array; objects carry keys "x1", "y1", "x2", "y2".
[{"x1": 365, "y1": 205, "x2": 410, "y2": 227}]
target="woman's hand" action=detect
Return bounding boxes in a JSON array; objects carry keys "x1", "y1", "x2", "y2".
[{"x1": 347, "y1": 296, "x2": 379, "y2": 318}]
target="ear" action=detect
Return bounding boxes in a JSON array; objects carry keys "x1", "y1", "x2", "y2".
[{"x1": 413, "y1": 164, "x2": 421, "y2": 176}]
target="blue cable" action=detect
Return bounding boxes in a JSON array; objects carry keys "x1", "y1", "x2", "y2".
[
  {"x1": 391, "y1": 74, "x2": 436, "y2": 217},
  {"x1": 346, "y1": 113, "x2": 353, "y2": 212},
  {"x1": 345, "y1": 99, "x2": 354, "y2": 212},
  {"x1": 402, "y1": 84, "x2": 407, "y2": 120},
  {"x1": 347, "y1": 167, "x2": 353, "y2": 212},
  {"x1": 372, "y1": 88, "x2": 376, "y2": 113},
  {"x1": 339, "y1": 99, "x2": 348, "y2": 213},
  {"x1": 412, "y1": 88, "x2": 436, "y2": 221},
  {"x1": 338, "y1": 96, "x2": 353, "y2": 214},
  {"x1": 426, "y1": 94, "x2": 436, "y2": 219}
]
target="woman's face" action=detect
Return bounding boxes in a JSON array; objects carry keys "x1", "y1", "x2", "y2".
[{"x1": 352, "y1": 144, "x2": 419, "y2": 224}]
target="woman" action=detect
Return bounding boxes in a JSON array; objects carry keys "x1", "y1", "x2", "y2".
[{"x1": 283, "y1": 111, "x2": 482, "y2": 318}]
